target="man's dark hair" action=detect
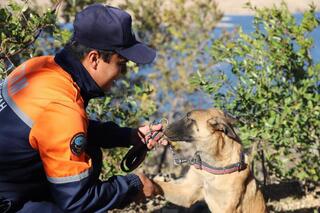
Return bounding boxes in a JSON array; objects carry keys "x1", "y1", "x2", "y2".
[{"x1": 65, "y1": 40, "x2": 114, "y2": 63}]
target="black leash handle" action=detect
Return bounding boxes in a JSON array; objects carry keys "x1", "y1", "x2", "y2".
[
  {"x1": 120, "y1": 144, "x2": 148, "y2": 172},
  {"x1": 120, "y1": 119, "x2": 168, "y2": 172},
  {"x1": 120, "y1": 131, "x2": 162, "y2": 172}
]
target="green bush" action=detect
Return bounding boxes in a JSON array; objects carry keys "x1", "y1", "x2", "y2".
[
  {"x1": 0, "y1": 1, "x2": 56, "y2": 77},
  {"x1": 192, "y1": 2, "x2": 320, "y2": 183}
]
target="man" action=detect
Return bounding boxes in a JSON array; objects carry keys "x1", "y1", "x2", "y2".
[{"x1": 0, "y1": 4, "x2": 166, "y2": 212}]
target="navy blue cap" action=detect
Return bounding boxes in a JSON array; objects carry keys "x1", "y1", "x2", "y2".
[{"x1": 73, "y1": 4, "x2": 156, "y2": 64}]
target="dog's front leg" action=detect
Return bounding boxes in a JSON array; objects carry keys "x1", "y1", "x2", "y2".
[{"x1": 154, "y1": 167, "x2": 204, "y2": 208}]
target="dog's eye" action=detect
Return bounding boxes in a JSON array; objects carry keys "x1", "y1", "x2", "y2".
[
  {"x1": 186, "y1": 117, "x2": 199, "y2": 131},
  {"x1": 186, "y1": 116, "x2": 195, "y2": 125},
  {"x1": 185, "y1": 113, "x2": 196, "y2": 127},
  {"x1": 186, "y1": 112, "x2": 195, "y2": 120}
]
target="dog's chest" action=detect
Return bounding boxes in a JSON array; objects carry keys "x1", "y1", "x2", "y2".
[
  {"x1": 203, "y1": 176, "x2": 220, "y2": 193},
  {"x1": 203, "y1": 174, "x2": 233, "y2": 193}
]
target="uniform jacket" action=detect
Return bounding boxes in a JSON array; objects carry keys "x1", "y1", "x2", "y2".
[{"x1": 0, "y1": 48, "x2": 141, "y2": 212}]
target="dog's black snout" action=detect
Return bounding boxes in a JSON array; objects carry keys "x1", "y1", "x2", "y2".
[
  {"x1": 163, "y1": 120, "x2": 194, "y2": 142},
  {"x1": 164, "y1": 125, "x2": 174, "y2": 137}
]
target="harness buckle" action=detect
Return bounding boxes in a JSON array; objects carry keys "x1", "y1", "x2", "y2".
[
  {"x1": 189, "y1": 158, "x2": 196, "y2": 164},
  {"x1": 237, "y1": 161, "x2": 247, "y2": 172},
  {"x1": 237, "y1": 162, "x2": 242, "y2": 171},
  {"x1": 190, "y1": 154, "x2": 202, "y2": 168},
  {"x1": 174, "y1": 158, "x2": 188, "y2": 165}
]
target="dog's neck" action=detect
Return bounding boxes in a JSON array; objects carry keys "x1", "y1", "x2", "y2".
[{"x1": 196, "y1": 132, "x2": 243, "y2": 167}]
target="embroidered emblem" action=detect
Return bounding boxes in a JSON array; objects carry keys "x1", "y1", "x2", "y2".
[{"x1": 70, "y1": 133, "x2": 87, "y2": 156}]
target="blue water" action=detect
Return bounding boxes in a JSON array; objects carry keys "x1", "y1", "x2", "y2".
[{"x1": 217, "y1": 13, "x2": 320, "y2": 62}]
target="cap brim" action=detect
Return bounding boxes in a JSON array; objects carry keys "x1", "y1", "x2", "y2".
[{"x1": 115, "y1": 43, "x2": 156, "y2": 64}]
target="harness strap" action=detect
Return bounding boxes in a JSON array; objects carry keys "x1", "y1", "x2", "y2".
[
  {"x1": 169, "y1": 145, "x2": 247, "y2": 175},
  {"x1": 191, "y1": 152, "x2": 247, "y2": 175}
]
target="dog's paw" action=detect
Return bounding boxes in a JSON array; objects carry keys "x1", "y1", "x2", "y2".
[
  {"x1": 153, "y1": 173, "x2": 175, "y2": 182},
  {"x1": 153, "y1": 174, "x2": 166, "y2": 182}
]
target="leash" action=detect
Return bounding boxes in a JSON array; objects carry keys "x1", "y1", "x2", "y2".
[
  {"x1": 120, "y1": 119, "x2": 168, "y2": 172},
  {"x1": 192, "y1": 151, "x2": 247, "y2": 175},
  {"x1": 168, "y1": 142, "x2": 247, "y2": 175}
]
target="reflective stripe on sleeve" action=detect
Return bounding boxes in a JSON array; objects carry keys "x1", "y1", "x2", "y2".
[
  {"x1": 2, "y1": 78, "x2": 34, "y2": 128},
  {"x1": 47, "y1": 168, "x2": 91, "y2": 184}
]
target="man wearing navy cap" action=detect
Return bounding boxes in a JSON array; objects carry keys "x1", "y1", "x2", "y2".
[{"x1": 0, "y1": 4, "x2": 166, "y2": 212}]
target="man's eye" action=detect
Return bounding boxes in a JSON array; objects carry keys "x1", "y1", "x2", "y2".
[
  {"x1": 120, "y1": 64, "x2": 127, "y2": 75},
  {"x1": 118, "y1": 61, "x2": 127, "y2": 66}
]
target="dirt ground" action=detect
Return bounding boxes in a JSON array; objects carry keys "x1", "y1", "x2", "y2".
[{"x1": 109, "y1": 179, "x2": 320, "y2": 212}]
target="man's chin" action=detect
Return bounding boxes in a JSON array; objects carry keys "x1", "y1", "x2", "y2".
[{"x1": 102, "y1": 84, "x2": 112, "y2": 91}]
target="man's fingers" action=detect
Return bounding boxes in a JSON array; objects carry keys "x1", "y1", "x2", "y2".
[
  {"x1": 145, "y1": 132, "x2": 167, "y2": 148},
  {"x1": 145, "y1": 130, "x2": 162, "y2": 141},
  {"x1": 138, "y1": 123, "x2": 168, "y2": 148},
  {"x1": 136, "y1": 173, "x2": 156, "y2": 198},
  {"x1": 147, "y1": 141, "x2": 155, "y2": 149},
  {"x1": 151, "y1": 131, "x2": 163, "y2": 141},
  {"x1": 150, "y1": 123, "x2": 162, "y2": 131},
  {"x1": 147, "y1": 139, "x2": 168, "y2": 149},
  {"x1": 159, "y1": 138, "x2": 168, "y2": 146}
]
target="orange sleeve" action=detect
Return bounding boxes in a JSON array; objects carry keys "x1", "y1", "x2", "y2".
[{"x1": 29, "y1": 101, "x2": 92, "y2": 181}]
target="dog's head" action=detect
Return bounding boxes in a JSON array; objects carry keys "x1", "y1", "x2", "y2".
[{"x1": 164, "y1": 108, "x2": 241, "y2": 145}]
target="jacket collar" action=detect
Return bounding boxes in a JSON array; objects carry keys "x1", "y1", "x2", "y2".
[{"x1": 54, "y1": 48, "x2": 104, "y2": 106}]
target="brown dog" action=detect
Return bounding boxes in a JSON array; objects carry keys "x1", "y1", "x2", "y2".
[{"x1": 154, "y1": 108, "x2": 267, "y2": 213}]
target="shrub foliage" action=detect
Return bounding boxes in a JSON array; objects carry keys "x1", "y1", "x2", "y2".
[{"x1": 192, "y1": 3, "x2": 320, "y2": 183}]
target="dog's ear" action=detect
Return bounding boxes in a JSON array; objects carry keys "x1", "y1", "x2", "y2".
[
  {"x1": 223, "y1": 111, "x2": 239, "y2": 125},
  {"x1": 208, "y1": 117, "x2": 241, "y2": 143}
]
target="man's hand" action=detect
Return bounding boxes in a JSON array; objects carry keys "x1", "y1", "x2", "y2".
[
  {"x1": 136, "y1": 123, "x2": 168, "y2": 149},
  {"x1": 136, "y1": 173, "x2": 155, "y2": 198},
  {"x1": 133, "y1": 173, "x2": 162, "y2": 203}
]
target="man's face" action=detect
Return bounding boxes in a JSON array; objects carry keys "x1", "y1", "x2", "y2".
[{"x1": 94, "y1": 53, "x2": 128, "y2": 91}]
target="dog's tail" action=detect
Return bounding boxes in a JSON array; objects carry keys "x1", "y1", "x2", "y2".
[
  {"x1": 247, "y1": 141, "x2": 259, "y2": 165},
  {"x1": 247, "y1": 140, "x2": 268, "y2": 187}
]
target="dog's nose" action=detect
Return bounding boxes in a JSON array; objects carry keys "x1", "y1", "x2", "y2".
[
  {"x1": 164, "y1": 126, "x2": 175, "y2": 138},
  {"x1": 163, "y1": 128, "x2": 170, "y2": 137}
]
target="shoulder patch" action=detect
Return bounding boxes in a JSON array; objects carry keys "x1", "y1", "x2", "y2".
[{"x1": 70, "y1": 133, "x2": 87, "y2": 156}]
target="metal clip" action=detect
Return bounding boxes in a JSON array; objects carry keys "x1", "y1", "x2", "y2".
[{"x1": 174, "y1": 158, "x2": 189, "y2": 165}]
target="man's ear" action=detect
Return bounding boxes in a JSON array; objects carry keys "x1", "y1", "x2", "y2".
[
  {"x1": 86, "y1": 50, "x2": 100, "y2": 70},
  {"x1": 207, "y1": 117, "x2": 241, "y2": 142}
]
